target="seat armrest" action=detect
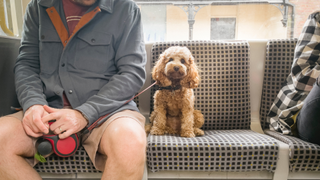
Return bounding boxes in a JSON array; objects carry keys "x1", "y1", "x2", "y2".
[
  {"x1": 273, "y1": 140, "x2": 290, "y2": 180},
  {"x1": 251, "y1": 111, "x2": 264, "y2": 134}
]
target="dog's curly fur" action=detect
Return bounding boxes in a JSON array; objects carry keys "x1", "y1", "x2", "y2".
[{"x1": 146, "y1": 46, "x2": 204, "y2": 138}]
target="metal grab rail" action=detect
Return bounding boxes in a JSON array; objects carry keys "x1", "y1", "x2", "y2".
[{"x1": 0, "y1": 0, "x2": 14, "y2": 36}]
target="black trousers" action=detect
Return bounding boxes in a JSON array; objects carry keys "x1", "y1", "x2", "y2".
[{"x1": 296, "y1": 78, "x2": 320, "y2": 145}]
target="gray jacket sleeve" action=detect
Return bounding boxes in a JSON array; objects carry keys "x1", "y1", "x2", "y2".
[
  {"x1": 75, "y1": 7, "x2": 147, "y2": 126},
  {"x1": 14, "y1": 0, "x2": 48, "y2": 111}
]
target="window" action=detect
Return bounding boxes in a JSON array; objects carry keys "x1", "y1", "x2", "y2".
[
  {"x1": 141, "y1": 5, "x2": 167, "y2": 42},
  {"x1": 135, "y1": 0, "x2": 320, "y2": 42},
  {"x1": 211, "y1": 17, "x2": 236, "y2": 40},
  {"x1": 3, "y1": 0, "x2": 320, "y2": 40}
]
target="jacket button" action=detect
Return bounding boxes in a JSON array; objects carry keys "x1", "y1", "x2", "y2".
[
  {"x1": 91, "y1": 39, "x2": 95, "y2": 43},
  {"x1": 41, "y1": 35, "x2": 45, "y2": 39},
  {"x1": 69, "y1": 90, "x2": 73, "y2": 94},
  {"x1": 61, "y1": 63, "x2": 65, "y2": 67}
]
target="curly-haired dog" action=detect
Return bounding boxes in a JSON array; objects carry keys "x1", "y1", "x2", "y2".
[{"x1": 146, "y1": 46, "x2": 204, "y2": 138}]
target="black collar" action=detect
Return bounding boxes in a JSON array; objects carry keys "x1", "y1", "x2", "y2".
[{"x1": 157, "y1": 85, "x2": 181, "y2": 91}]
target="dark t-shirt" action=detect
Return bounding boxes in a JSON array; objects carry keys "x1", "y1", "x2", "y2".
[
  {"x1": 63, "y1": 0, "x2": 90, "y2": 35},
  {"x1": 62, "y1": 0, "x2": 90, "y2": 106}
]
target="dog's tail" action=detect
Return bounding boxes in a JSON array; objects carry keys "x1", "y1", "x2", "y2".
[{"x1": 194, "y1": 110, "x2": 205, "y2": 128}]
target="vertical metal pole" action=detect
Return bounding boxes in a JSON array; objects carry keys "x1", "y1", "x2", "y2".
[
  {"x1": 188, "y1": 4, "x2": 195, "y2": 40},
  {"x1": 281, "y1": 0, "x2": 288, "y2": 27},
  {"x1": 9, "y1": 0, "x2": 19, "y2": 36},
  {"x1": 291, "y1": 5, "x2": 295, "y2": 38},
  {"x1": 188, "y1": 19, "x2": 195, "y2": 40},
  {"x1": 176, "y1": 3, "x2": 206, "y2": 41},
  {"x1": 0, "y1": 0, "x2": 14, "y2": 36}
]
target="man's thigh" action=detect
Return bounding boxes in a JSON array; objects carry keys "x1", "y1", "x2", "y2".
[
  {"x1": 297, "y1": 80, "x2": 320, "y2": 145},
  {"x1": 82, "y1": 110, "x2": 145, "y2": 171},
  {"x1": 0, "y1": 111, "x2": 37, "y2": 165}
]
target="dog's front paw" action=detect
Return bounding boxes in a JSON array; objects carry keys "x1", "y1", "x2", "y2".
[
  {"x1": 194, "y1": 128, "x2": 204, "y2": 136},
  {"x1": 180, "y1": 130, "x2": 195, "y2": 138},
  {"x1": 150, "y1": 126, "x2": 165, "y2": 135}
]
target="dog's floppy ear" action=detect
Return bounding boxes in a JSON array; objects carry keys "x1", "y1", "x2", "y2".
[
  {"x1": 152, "y1": 52, "x2": 172, "y2": 87},
  {"x1": 180, "y1": 53, "x2": 200, "y2": 88}
]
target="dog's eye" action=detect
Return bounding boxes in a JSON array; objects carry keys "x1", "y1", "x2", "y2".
[
  {"x1": 181, "y1": 59, "x2": 185, "y2": 63},
  {"x1": 169, "y1": 58, "x2": 173, "y2": 62}
]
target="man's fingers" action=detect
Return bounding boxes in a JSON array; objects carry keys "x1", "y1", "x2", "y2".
[
  {"x1": 43, "y1": 111, "x2": 50, "y2": 128},
  {"x1": 23, "y1": 125, "x2": 43, "y2": 138},
  {"x1": 33, "y1": 120, "x2": 49, "y2": 134},
  {"x1": 42, "y1": 113, "x2": 60, "y2": 124},
  {"x1": 59, "y1": 130, "x2": 73, "y2": 139},
  {"x1": 33, "y1": 112, "x2": 49, "y2": 134},
  {"x1": 52, "y1": 124, "x2": 65, "y2": 135},
  {"x1": 43, "y1": 105, "x2": 58, "y2": 113},
  {"x1": 53, "y1": 128, "x2": 61, "y2": 135}
]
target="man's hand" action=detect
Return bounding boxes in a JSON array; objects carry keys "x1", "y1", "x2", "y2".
[
  {"x1": 42, "y1": 105, "x2": 88, "y2": 139},
  {"x1": 22, "y1": 105, "x2": 49, "y2": 137}
]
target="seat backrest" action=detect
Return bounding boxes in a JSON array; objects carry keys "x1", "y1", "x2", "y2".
[
  {"x1": 0, "y1": 36, "x2": 21, "y2": 116},
  {"x1": 150, "y1": 40, "x2": 251, "y2": 130},
  {"x1": 259, "y1": 39, "x2": 297, "y2": 130}
]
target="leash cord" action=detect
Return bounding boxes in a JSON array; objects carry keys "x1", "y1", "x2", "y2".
[{"x1": 85, "y1": 81, "x2": 157, "y2": 132}]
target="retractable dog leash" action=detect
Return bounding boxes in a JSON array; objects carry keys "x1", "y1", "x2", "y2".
[
  {"x1": 35, "y1": 82, "x2": 157, "y2": 161},
  {"x1": 37, "y1": 133, "x2": 80, "y2": 157}
]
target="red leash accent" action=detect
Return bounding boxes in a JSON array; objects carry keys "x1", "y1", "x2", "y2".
[{"x1": 87, "y1": 81, "x2": 157, "y2": 131}]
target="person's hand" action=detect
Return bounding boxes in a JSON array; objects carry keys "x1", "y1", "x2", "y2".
[
  {"x1": 42, "y1": 105, "x2": 88, "y2": 139},
  {"x1": 22, "y1": 105, "x2": 49, "y2": 137}
]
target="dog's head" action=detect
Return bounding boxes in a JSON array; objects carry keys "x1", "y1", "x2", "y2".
[{"x1": 152, "y1": 46, "x2": 200, "y2": 88}]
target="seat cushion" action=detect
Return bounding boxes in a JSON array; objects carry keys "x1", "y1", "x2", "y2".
[
  {"x1": 147, "y1": 130, "x2": 279, "y2": 172},
  {"x1": 34, "y1": 146, "x2": 101, "y2": 174},
  {"x1": 265, "y1": 130, "x2": 320, "y2": 172}
]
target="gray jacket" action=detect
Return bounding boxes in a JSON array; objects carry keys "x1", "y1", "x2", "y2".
[{"x1": 14, "y1": 0, "x2": 146, "y2": 127}]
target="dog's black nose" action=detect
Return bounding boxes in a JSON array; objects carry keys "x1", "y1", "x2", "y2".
[{"x1": 174, "y1": 66, "x2": 180, "y2": 71}]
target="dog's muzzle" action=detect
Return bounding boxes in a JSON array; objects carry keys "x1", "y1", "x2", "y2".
[{"x1": 165, "y1": 63, "x2": 187, "y2": 79}]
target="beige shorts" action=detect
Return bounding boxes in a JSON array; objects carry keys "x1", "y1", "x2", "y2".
[{"x1": 7, "y1": 109, "x2": 145, "y2": 171}]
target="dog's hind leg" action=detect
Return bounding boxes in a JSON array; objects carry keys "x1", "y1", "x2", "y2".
[{"x1": 194, "y1": 128, "x2": 204, "y2": 136}]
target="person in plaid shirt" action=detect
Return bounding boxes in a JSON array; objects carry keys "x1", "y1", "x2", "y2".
[{"x1": 267, "y1": 11, "x2": 320, "y2": 145}]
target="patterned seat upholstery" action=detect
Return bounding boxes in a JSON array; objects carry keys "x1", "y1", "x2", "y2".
[
  {"x1": 147, "y1": 40, "x2": 279, "y2": 173},
  {"x1": 264, "y1": 130, "x2": 320, "y2": 172},
  {"x1": 260, "y1": 39, "x2": 297, "y2": 130},
  {"x1": 147, "y1": 130, "x2": 278, "y2": 172},
  {"x1": 34, "y1": 147, "x2": 99, "y2": 174},
  {"x1": 34, "y1": 95, "x2": 140, "y2": 174},
  {"x1": 260, "y1": 39, "x2": 320, "y2": 172}
]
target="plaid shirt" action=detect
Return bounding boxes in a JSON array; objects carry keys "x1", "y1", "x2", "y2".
[{"x1": 267, "y1": 11, "x2": 320, "y2": 135}]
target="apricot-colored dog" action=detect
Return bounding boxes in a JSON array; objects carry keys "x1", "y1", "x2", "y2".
[{"x1": 146, "y1": 46, "x2": 204, "y2": 138}]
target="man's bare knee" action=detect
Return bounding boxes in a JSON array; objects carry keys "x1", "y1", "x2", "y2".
[
  {"x1": 0, "y1": 117, "x2": 35, "y2": 157},
  {"x1": 99, "y1": 118, "x2": 146, "y2": 163}
]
